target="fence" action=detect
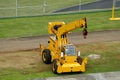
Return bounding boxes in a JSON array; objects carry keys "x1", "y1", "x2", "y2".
[{"x1": 0, "y1": 0, "x2": 119, "y2": 18}]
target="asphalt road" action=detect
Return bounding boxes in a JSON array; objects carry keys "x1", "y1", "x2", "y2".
[{"x1": 55, "y1": 0, "x2": 120, "y2": 12}]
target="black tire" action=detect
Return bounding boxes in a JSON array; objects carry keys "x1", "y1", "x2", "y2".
[
  {"x1": 52, "y1": 59, "x2": 58, "y2": 74},
  {"x1": 77, "y1": 57, "x2": 83, "y2": 65},
  {"x1": 42, "y1": 49, "x2": 51, "y2": 64}
]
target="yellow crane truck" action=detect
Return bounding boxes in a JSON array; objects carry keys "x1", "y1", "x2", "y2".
[{"x1": 40, "y1": 17, "x2": 88, "y2": 74}]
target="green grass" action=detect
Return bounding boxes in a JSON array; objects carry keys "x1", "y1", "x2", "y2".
[
  {"x1": 78, "y1": 41, "x2": 120, "y2": 73},
  {"x1": 0, "y1": 10, "x2": 120, "y2": 38},
  {"x1": 0, "y1": 69, "x2": 56, "y2": 80},
  {"x1": 0, "y1": 0, "x2": 96, "y2": 17},
  {"x1": 0, "y1": 41, "x2": 120, "y2": 80}
]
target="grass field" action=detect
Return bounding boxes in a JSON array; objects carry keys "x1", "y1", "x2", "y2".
[
  {"x1": 0, "y1": 41, "x2": 120, "y2": 80},
  {"x1": 0, "y1": 10, "x2": 120, "y2": 38},
  {"x1": 0, "y1": 0, "x2": 96, "y2": 17}
]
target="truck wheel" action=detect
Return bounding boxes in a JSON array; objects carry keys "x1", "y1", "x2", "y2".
[
  {"x1": 52, "y1": 59, "x2": 58, "y2": 74},
  {"x1": 42, "y1": 49, "x2": 51, "y2": 64},
  {"x1": 77, "y1": 57, "x2": 83, "y2": 65}
]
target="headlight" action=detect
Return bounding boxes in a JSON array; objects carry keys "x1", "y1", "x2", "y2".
[
  {"x1": 78, "y1": 51, "x2": 81, "y2": 56},
  {"x1": 61, "y1": 52, "x2": 64, "y2": 57}
]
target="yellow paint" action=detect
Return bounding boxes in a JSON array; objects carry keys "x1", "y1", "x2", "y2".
[{"x1": 110, "y1": 6, "x2": 120, "y2": 20}]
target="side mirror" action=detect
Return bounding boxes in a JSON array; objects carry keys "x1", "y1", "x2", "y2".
[
  {"x1": 78, "y1": 51, "x2": 81, "y2": 56},
  {"x1": 61, "y1": 52, "x2": 64, "y2": 58}
]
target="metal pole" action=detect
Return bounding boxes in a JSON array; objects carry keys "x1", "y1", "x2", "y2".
[
  {"x1": 112, "y1": 0, "x2": 116, "y2": 19},
  {"x1": 16, "y1": 0, "x2": 18, "y2": 17},
  {"x1": 113, "y1": 0, "x2": 117, "y2": 7},
  {"x1": 43, "y1": 0, "x2": 46, "y2": 13},
  {"x1": 79, "y1": 0, "x2": 81, "y2": 12}
]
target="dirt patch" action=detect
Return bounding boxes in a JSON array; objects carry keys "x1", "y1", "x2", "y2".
[
  {"x1": 0, "y1": 51, "x2": 38, "y2": 69},
  {"x1": 0, "y1": 41, "x2": 119, "y2": 73},
  {"x1": 0, "y1": 51, "x2": 51, "y2": 72}
]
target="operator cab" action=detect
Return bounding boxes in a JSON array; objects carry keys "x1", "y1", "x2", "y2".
[
  {"x1": 64, "y1": 44, "x2": 76, "y2": 56},
  {"x1": 61, "y1": 44, "x2": 81, "y2": 58}
]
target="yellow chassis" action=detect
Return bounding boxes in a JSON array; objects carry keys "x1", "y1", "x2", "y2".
[
  {"x1": 40, "y1": 18, "x2": 88, "y2": 74},
  {"x1": 57, "y1": 57, "x2": 88, "y2": 73}
]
